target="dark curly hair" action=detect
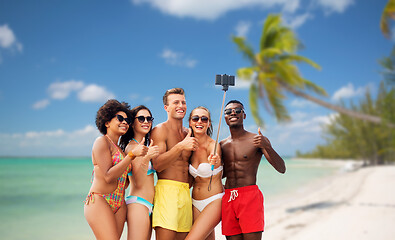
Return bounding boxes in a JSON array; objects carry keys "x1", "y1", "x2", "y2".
[
  {"x1": 119, "y1": 105, "x2": 153, "y2": 151},
  {"x1": 188, "y1": 106, "x2": 213, "y2": 137},
  {"x1": 95, "y1": 99, "x2": 132, "y2": 135}
]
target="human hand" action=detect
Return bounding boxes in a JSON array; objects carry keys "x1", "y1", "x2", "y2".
[
  {"x1": 253, "y1": 127, "x2": 271, "y2": 150},
  {"x1": 208, "y1": 154, "x2": 220, "y2": 166},
  {"x1": 179, "y1": 128, "x2": 198, "y2": 151},
  {"x1": 131, "y1": 137, "x2": 149, "y2": 157},
  {"x1": 146, "y1": 139, "x2": 159, "y2": 159}
]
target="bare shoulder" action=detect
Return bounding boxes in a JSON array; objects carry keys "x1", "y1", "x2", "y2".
[
  {"x1": 92, "y1": 136, "x2": 108, "y2": 149},
  {"x1": 220, "y1": 136, "x2": 231, "y2": 146},
  {"x1": 151, "y1": 122, "x2": 168, "y2": 138}
]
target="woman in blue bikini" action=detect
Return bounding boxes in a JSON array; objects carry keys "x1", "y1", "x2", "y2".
[
  {"x1": 120, "y1": 105, "x2": 159, "y2": 240},
  {"x1": 186, "y1": 106, "x2": 224, "y2": 240}
]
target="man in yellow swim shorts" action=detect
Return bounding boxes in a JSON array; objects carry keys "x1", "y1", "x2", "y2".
[{"x1": 151, "y1": 88, "x2": 198, "y2": 240}]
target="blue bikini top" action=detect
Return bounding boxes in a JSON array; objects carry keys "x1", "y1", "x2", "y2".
[{"x1": 128, "y1": 161, "x2": 156, "y2": 176}]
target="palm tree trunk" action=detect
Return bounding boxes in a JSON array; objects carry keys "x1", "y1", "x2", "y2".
[{"x1": 280, "y1": 82, "x2": 395, "y2": 128}]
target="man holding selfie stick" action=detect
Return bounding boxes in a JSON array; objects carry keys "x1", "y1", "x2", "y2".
[{"x1": 220, "y1": 99, "x2": 286, "y2": 240}]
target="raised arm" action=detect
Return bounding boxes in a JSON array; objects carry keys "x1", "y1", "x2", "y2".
[{"x1": 253, "y1": 128, "x2": 286, "y2": 174}]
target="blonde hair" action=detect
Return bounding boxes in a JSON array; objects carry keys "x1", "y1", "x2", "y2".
[{"x1": 162, "y1": 88, "x2": 185, "y2": 105}]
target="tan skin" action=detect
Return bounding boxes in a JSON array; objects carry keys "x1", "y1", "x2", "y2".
[
  {"x1": 220, "y1": 103, "x2": 286, "y2": 240},
  {"x1": 151, "y1": 93, "x2": 198, "y2": 240},
  {"x1": 84, "y1": 111, "x2": 148, "y2": 240},
  {"x1": 185, "y1": 108, "x2": 224, "y2": 240},
  {"x1": 125, "y1": 109, "x2": 159, "y2": 240}
]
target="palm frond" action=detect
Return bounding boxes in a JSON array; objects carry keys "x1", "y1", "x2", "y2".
[
  {"x1": 380, "y1": 0, "x2": 395, "y2": 38},
  {"x1": 249, "y1": 83, "x2": 264, "y2": 127},
  {"x1": 232, "y1": 36, "x2": 256, "y2": 64}
]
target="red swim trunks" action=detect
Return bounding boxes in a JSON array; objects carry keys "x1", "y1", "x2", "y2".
[{"x1": 221, "y1": 185, "x2": 264, "y2": 236}]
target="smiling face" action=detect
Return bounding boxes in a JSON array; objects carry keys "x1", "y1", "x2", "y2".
[
  {"x1": 106, "y1": 111, "x2": 130, "y2": 135},
  {"x1": 133, "y1": 109, "x2": 152, "y2": 135},
  {"x1": 165, "y1": 94, "x2": 187, "y2": 120},
  {"x1": 224, "y1": 103, "x2": 245, "y2": 128},
  {"x1": 189, "y1": 108, "x2": 211, "y2": 136}
]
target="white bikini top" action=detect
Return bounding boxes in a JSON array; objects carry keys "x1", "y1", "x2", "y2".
[{"x1": 189, "y1": 163, "x2": 223, "y2": 179}]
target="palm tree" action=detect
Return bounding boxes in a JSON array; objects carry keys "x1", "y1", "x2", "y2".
[
  {"x1": 380, "y1": 0, "x2": 395, "y2": 38},
  {"x1": 233, "y1": 14, "x2": 394, "y2": 127}
]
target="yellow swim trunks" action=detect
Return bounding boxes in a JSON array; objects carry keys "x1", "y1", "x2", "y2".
[{"x1": 152, "y1": 179, "x2": 192, "y2": 232}]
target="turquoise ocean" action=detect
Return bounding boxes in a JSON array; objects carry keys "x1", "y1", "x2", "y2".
[{"x1": 0, "y1": 157, "x2": 341, "y2": 240}]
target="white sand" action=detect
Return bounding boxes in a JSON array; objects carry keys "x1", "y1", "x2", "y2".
[{"x1": 261, "y1": 165, "x2": 395, "y2": 240}]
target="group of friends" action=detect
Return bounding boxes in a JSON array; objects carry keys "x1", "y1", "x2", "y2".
[{"x1": 83, "y1": 87, "x2": 286, "y2": 240}]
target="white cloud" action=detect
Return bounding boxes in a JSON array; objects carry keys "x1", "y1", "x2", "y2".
[
  {"x1": 34, "y1": 80, "x2": 116, "y2": 109},
  {"x1": 132, "y1": 0, "x2": 295, "y2": 20},
  {"x1": 77, "y1": 84, "x2": 116, "y2": 102},
  {"x1": 332, "y1": 83, "x2": 365, "y2": 101},
  {"x1": 290, "y1": 98, "x2": 317, "y2": 108},
  {"x1": 32, "y1": 99, "x2": 50, "y2": 110},
  {"x1": 160, "y1": 48, "x2": 197, "y2": 68},
  {"x1": 282, "y1": 0, "x2": 300, "y2": 13},
  {"x1": 0, "y1": 24, "x2": 18, "y2": 48},
  {"x1": 235, "y1": 21, "x2": 251, "y2": 37},
  {"x1": 0, "y1": 24, "x2": 23, "y2": 62},
  {"x1": 234, "y1": 77, "x2": 251, "y2": 90},
  {"x1": 263, "y1": 112, "x2": 336, "y2": 155},
  {"x1": 48, "y1": 80, "x2": 84, "y2": 100},
  {"x1": 0, "y1": 125, "x2": 100, "y2": 156},
  {"x1": 283, "y1": 13, "x2": 313, "y2": 29},
  {"x1": 315, "y1": 0, "x2": 354, "y2": 14}
]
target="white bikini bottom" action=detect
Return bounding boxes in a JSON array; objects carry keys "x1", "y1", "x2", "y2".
[{"x1": 192, "y1": 192, "x2": 225, "y2": 212}]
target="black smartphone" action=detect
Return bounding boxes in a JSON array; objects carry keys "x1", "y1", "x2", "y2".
[
  {"x1": 144, "y1": 133, "x2": 150, "y2": 146},
  {"x1": 190, "y1": 127, "x2": 195, "y2": 137}
]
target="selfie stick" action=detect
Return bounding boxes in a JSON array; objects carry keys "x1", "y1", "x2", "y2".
[{"x1": 208, "y1": 74, "x2": 235, "y2": 191}]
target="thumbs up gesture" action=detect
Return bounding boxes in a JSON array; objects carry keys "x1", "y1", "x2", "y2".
[
  {"x1": 253, "y1": 127, "x2": 271, "y2": 150},
  {"x1": 146, "y1": 139, "x2": 159, "y2": 159},
  {"x1": 131, "y1": 137, "x2": 149, "y2": 157},
  {"x1": 179, "y1": 128, "x2": 198, "y2": 152}
]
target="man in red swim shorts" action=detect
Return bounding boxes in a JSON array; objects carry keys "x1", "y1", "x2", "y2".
[{"x1": 220, "y1": 100, "x2": 286, "y2": 240}]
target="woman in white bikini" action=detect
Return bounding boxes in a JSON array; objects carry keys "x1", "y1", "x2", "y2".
[
  {"x1": 119, "y1": 105, "x2": 159, "y2": 240},
  {"x1": 185, "y1": 106, "x2": 224, "y2": 240}
]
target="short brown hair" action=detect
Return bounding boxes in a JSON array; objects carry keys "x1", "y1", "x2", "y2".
[{"x1": 163, "y1": 88, "x2": 185, "y2": 105}]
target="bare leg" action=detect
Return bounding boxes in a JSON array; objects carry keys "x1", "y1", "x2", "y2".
[
  {"x1": 226, "y1": 235, "x2": 243, "y2": 240},
  {"x1": 84, "y1": 196, "x2": 121, "y2": 240},
  {"x1": 155, "y1": 227, "x2": 177, "y2": 240},
  {"x1": 175, "y1": 232, "x2": 188, "y2": 240},
  {"x1": 115, "y1": 203, "x2": 127, "y2": 238},
  {"x1": 243, "y1": 232, "x2": 262, "y2": 240},
  {"x1": 127, "y1": 203, "x2": 152, "y2": 240},
  {"x1": 186, "y1": 198, "x2": 221, "y2": 240}
]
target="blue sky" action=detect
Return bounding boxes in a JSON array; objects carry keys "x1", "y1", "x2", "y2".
[{"x1": 0, "y1": 0, "x2": 391, "y2": 157}]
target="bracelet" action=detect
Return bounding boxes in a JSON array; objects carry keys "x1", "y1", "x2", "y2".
[{"x1": 128, "y1": 151, "x2": 136, "y2": 159}]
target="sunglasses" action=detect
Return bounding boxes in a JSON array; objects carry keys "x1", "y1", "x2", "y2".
[
  {"x1": 224, "y1": 108, "x2": 244, "y2": 115},
  {"x1": 136, "y1": 116, "x2": 154, "y2": 123},
  {"x1": 116, "y1": 115, "x2": 132, "y2": 125},
  {"x1": 191, "y1": 115, "x2": 209, "y2": 123}
]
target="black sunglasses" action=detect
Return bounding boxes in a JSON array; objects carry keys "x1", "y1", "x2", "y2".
[
  {"x1": 224, "y1": 108, "x2": 244, "y2": 115},
  {"x1": 116, "y1": 115, "x2": 132, "y2": 125},
  {"x1": 136, "y1": 116, "x2": 154, "y2": 123},
  {"x1": 191, "y1": 115, "x2": 209, "y2": 123}
]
